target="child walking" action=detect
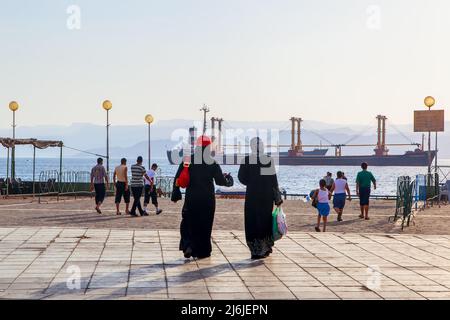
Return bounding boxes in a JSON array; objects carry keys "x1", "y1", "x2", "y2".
[{"x1": 312, "y1": 179, "x2": 331, "y2": 232}]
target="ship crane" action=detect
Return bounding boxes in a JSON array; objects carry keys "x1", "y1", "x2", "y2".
[
  {"x1": 219, "y1": 115, "x2": 422, "y2": 156},
  {"x1": 167, "y1": 110, "x2": 432, "y2": 167},
  {"x1": 200, "y1": 104, "x2": 210, "y2": 134}
]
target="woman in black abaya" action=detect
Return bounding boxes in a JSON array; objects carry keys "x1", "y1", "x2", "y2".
[
  {"x1": 172, "y1": 135, "x2": 233, "y2": 259},
  {"x1": 238, "y1": 137, "x2": 283, "y2": 259}
]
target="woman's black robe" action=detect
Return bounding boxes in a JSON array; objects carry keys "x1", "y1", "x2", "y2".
[
  {"x1": 238, "y1": 154, "x2": 280, "y2": 257},
  {"x1": 173, "y1": 147, "x2": 231, "y2": 258}
]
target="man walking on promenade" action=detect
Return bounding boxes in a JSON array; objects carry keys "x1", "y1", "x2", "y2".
[
  {"x1": 113, "y1": 158, "x2": 130, "y2": 215},
  {"x1": 90, "y1": 157, "x2": 109, "y2": 214},
  {"x1": 130, "y1": 156, "x2": 151, "y2": 217},
  {"x1": 356, "y1": 162, "x2": 376, "y2": 220},
  {"x1": 144, "y1": 163, "x2": 163, "y2": 215}
]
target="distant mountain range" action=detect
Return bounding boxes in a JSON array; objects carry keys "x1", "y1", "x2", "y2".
[{"x1": 1, "y1": 120, "x2": 449, "y2": 158}]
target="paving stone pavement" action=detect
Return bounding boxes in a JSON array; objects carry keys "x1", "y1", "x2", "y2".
[{"x1": 1, "y1": 227, "x2": 450, "y2": 300}]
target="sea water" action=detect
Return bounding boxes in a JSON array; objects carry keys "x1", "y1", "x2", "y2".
[{"x1": 3, "y1": 157, "x2": 449, "y2": 195}]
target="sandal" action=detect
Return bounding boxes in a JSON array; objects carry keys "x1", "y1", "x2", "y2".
[
  {"x1": 365, "y1": 217, "x2": 370, "y2": 220},
  {"x1": 359, "y1": 214, "x2": 364, "y2": 219},
  {"x1": 315, "y1": 227, "x2": 321, "y2": 232}
]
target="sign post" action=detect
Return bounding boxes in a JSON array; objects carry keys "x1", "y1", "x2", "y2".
[{"x1": 414, "y1": 96, "x2": 445, "y2": 205}]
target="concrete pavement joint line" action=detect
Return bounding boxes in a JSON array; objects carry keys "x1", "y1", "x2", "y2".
[
  {"x1": 282, "y1": 234, "x2": 347, "y2": 300},
  {"x1": 124, "y1": 230, "x2": 135, "y2": 297},
  {"x1": 354, "y1": 234, "x2": 438, "y2": 299},
  {"x1": 0, "y1": 227, "x2": 17, "y2": 242},
  {"x1": 42, "y1": 228, "x2": 89, "y2": 299},
  {"x1": 0, "y1": 227, "x2": 20, "y2": 262},
  {"x1": 2, "y1": 227, "x2": 43, "y2": 290},
  {"x1": 328, "y1": 235, "x2": 414, "y2": 291},
  {"x1": 306, "y1": 234, "x2": 387, "y2": 299},
  {"x1": 230, "y1": 231, "x2": 298, "y2": 299},
  {"x1": 212, "y1": 232, "x2": 255, "y2": 299},
  {"x1": 3, "y1": 231, "x2": 49, "y2": 297},
  {"x1": 407, "y1": 235, "x2": 450, "y2": 262},
  {"x1": 157, "y1": 230, "x2": 169, "y2": 299},
  {"x1": 363, "y1": 234, "x2": 450, "y2": 289},
  {"x1": 193, "y1": 247, "x2": 212, "y2": 300},
  {"x1": 83, "y1": 229, "x2": 112, "y2": 295}
]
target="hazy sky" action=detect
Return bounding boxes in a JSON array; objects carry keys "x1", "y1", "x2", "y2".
[{"x1": 1, "y1": 0, "x2": 449, "y2": 129}]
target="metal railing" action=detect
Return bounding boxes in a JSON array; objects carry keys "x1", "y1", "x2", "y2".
[
  {"x1": 394, "y1": 176, "x2": 415, "y2": 229},
  {"x1": 32, "y1": 170, "x2": 176, "y2": 201},
  {"x1": 393, "y1": 173, "x2": 441, "y2": 229}
]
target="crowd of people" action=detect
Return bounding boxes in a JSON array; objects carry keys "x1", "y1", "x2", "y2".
[
  {"x1": 90, "y1": 157, "x2": 162, "y2": 217},
  {"x1": 310, "y1": 165, "x2": 377, "y2": 232},
  {"x1": 89, "y1": 136, "x2": 377, "y2": 260}
]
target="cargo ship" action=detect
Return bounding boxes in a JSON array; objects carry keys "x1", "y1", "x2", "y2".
[
  {"x1": 166, "y1": 110, "x2": 435, "y2": 167},
  {"x1": 167, "y1": 146, "x2": 329, "y2": 165}
]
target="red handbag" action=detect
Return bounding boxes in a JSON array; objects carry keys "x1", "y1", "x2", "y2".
[{"x1": 176, "y1": 162, "x2": 190, "y2": 188}]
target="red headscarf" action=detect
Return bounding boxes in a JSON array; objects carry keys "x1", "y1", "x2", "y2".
[{"x1": 196, "y1": 135, "x2": 212, "y2": 147}]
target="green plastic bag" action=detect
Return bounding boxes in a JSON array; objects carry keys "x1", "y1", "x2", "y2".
[{"x1": 272, "y1": 207, "x2": 282, "y2": 241}]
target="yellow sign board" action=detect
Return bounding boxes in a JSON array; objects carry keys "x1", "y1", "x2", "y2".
[{"x1": 414, "y1": 110, "x2": 445, "y2": 132}]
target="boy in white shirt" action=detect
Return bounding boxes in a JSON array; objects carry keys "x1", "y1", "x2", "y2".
[{"x1": 144, "y1": 163, "x2": 163, "y2": 215}]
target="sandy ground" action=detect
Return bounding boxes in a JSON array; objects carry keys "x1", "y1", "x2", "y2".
[{"x1": 1, "y1": 195, "x2": 449, "y2": 235}]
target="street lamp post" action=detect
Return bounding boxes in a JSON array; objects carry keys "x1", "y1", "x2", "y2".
[
  {"x1": 102, "y1": 100, "x2": 112, "y2": 174},
  {"x1": 145, "y1": 114, "x2": 154, "y2": 169},
  {"x1": 9, "y1": 101, "x2": 19, "y2": 180},
  {"x1": 424, "y1": 96, "x2": 435, "y2": 176}
]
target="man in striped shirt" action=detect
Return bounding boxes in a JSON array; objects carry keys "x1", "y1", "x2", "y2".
[{"x1": 130, "y1": 156, "x2": 151, "y2": 217}]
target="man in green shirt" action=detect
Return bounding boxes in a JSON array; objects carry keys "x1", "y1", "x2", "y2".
[{"x1": 356, "y1": 162, "x2": 376, "y2": 220}]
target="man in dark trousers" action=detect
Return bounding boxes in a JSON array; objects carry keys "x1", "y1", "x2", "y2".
[
  {"x1": 130, "y1": 156, "x2": 151, "y2": 217},
  {"x1": 90, "y1": 157, "x2": 109, "y2": 214},
  {"x1": 356, "y1": 162, "x2": 377, "y2": 220},
  {"x1": 144, "y1": 163, "x2": 163, "y2": 215}
]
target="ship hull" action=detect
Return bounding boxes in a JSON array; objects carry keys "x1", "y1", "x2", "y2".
[
  {"x1": 167, "y1": 150, "x2": 435, "y2": 167},
  {"x1": 277, "y1": 152, "x2": 436, "y2": 167}
]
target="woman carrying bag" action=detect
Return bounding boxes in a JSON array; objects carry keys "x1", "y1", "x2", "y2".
[
  {"x1": 238, "y1": 137, "x2": 283, "y2": 260},
  {"x1": 172, "y1": 135, "x2": 233, "y2": 259}
]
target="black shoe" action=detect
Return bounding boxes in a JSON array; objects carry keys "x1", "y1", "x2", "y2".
[
  {"x1": 251, "y1": 255, "x2": 264, "y2": 260},
  {"x1": 315, "y1": 227, "x2": 321, "y2": 232},
  {"x1": 156, "y1": 209, "x2": 163, "y2": 215},
  {"x1": 130, "y1": 213, "x2": 138, "y2": 217},
  {"x1": 141, "y1": 212, "x2": 149, "y2": 216},
  {"x1": 184, "y1": 247, "x2": 193, "y2": 259}
]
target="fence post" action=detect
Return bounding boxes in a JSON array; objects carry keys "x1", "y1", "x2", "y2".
[
  {"x1": 6, "y1": 147, "x2": 10, "y2": 197},
  {"x1": 32, "y1": 146, "x2": 36, "y2": 198},
  {"x1": 58, "y1": 146, "x2": 63, "y2": 202}
]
